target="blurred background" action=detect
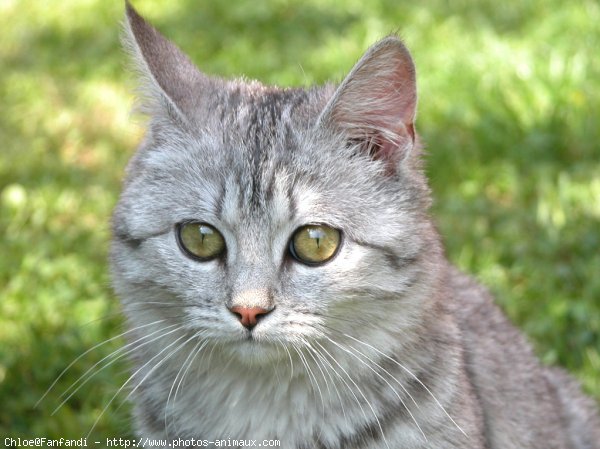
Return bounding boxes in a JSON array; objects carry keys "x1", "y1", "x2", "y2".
[{"x1": 1, "y1": 0, "x2": 599, "y2": 439}]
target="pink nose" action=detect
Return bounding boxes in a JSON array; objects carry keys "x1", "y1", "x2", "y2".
[{"x1": 228, "y1": 306, "x2": 273, "y2": 330}]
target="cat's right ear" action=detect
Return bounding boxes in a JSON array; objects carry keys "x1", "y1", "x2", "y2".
[
  {"x1": 123, "y1": 1, "x2": 210, "y2": 127},
  {"x1": 316, "y1": 37, "x2": 417, "y2": 174}
]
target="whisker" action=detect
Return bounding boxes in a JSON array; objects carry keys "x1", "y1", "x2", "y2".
[
  {"x1": 173, "y1": 338, "x2": 209, "y2": 401},
  {"x1": 302, "y1": 339, "x2": 334, "y2": 406},
  {"x1": 127, "y1": 333, "x2": 196, "y2": 403},
  {"x1": 76, "y1": 303, "x2": 186, "y2": 329},
  {"x1": 35, "y1": 318, "x2": 169, "y2": 408},
  {"x1": 321, "y1": 323, "x2": 421, "y2": 411},
  {"x1": 43, "y1": 320, "x2": 177, "y2": 416},
  {"x1": 197, "y1": 340, "x2": 217, "y2": 369},
  {"x1": 313, "y1": 340, "x2": 391, "y2": 449},
  {"x1": 272, "y1": 342, "x2": 283, "y2": 385},
  {"x1": 346, "y1": 341, "x2": 420, "y2": 411},
  {"x1": 298, "y1": 339, "x2": 328, "y2": 442},
  {"x1": 298, "y1": 340, "x2": 327, "y2": 417},
  {"x1": 311, "y1": 311, "x2": 374, "y2": 328},
  {"x1": 341, "y1": 331, "x2": 467, "y2": 438},
  {"x1": 324, "y1": 336, "x2": 426, "y2": 441},
  {"x1": 291, "y1": 343, "x2": 319, "y2": 402},
  {"x1": 86, "y1": 328, "x2": 189, "y2": 438},
  {"x1": 205, "y1": 339, "x2": 220, "y2": 368},
  {"x1": 303, "y1": 341, "x2": 348, "y2": 424},
  {"x1": 170, "y1": 339, "x2": 209, "y2": 434},
  {"x1": 165, "y1": 333, "x2": 208, "y2": 436},
  {"x1": 53, "y1": 323, "x2": 182, "y2": 415},
  {"x1": 278, "y1": 339, "x2": 295, "y2": 381}
]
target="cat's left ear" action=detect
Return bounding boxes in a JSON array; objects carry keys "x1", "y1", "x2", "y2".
[
  {"x1": 122, "y1": 1, "x2": 210, "y2": 127},
  {"x1": 317, "y1": 37, "x2": 417, "y2": 173}
]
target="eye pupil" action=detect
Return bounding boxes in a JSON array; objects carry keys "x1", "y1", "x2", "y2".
[
  {"x1": 199, "y1": 226, "x2": 212, "y2": 244},
  {"x1": 290, "y1": 225, "x2": 341, "y2": 265}
]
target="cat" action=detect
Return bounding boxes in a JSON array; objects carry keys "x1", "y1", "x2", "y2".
[{"x1": 111, "y1": 2, "x2": 600, "y2": 448}]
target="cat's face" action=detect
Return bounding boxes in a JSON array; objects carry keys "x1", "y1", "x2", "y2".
[{"x1": 112, "y1": 4, "x2": 438, "y2": 366}]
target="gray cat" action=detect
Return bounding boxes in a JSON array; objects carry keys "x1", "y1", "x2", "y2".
[{"x1": 111, "y1": 3, "x2": 600, "y2": 448}]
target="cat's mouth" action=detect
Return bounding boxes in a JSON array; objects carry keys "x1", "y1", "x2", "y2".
[
  {"x1": 221, "y1": 333, "x2": 287, "y2": 365},
  {"x1": 235, "y1": 343, "x2": 278, "y2": 365},
  {"x1": 242, "y1": 331, "x2": 257, "y2": 341}
]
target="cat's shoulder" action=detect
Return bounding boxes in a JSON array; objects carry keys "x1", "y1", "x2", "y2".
[
  {"x1": 443, "y1": 264, "x2": 532, "y2": 353},
  {"x1": 444, "y1": 265, "x2": 503, "y2": 320}
]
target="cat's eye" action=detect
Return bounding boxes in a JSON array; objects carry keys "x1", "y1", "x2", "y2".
[
  {"x1": 289, "y1": 225, "x2": 341, "y2": 265},
  {"x1": 176, "y1": 222, "x2": 225, "y2": 261}
]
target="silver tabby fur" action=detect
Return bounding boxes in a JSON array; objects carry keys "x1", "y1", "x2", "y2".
[{"x1": 111, "y1": 3, "x2": 600, "y2": 448}]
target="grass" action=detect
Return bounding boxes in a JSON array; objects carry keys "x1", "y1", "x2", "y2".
[{"x1": 1, "y1": 0, "x2": 599, "y2": 439}]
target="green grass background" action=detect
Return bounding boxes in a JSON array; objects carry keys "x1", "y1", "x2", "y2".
[{"x1": 1, "y1": 0, "x2": 599, "y2": 439}]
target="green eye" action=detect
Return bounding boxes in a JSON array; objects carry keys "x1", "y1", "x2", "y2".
[
  {"x1": 176, "y1": 222, "x2": 225, "y2": 261},
  {"x1": 289, "y1": 225, "x2": 341, "y2": 265}
]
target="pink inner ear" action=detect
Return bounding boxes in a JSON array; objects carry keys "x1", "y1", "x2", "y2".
[
  {"x1": 357, "y1": 121, "x2": 414, "y2": 175},
  {"x1": 375, "y1": 123, "x2": 415, "y2": 159}
]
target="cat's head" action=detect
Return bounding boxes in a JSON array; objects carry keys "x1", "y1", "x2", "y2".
[{"x1": 111, "y1": 3, "x2": 442, "y2": 366}]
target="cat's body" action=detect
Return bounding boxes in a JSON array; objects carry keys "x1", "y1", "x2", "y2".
[{"x1": 111, "y1": 3, "x2": 600, "y2": 448}]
